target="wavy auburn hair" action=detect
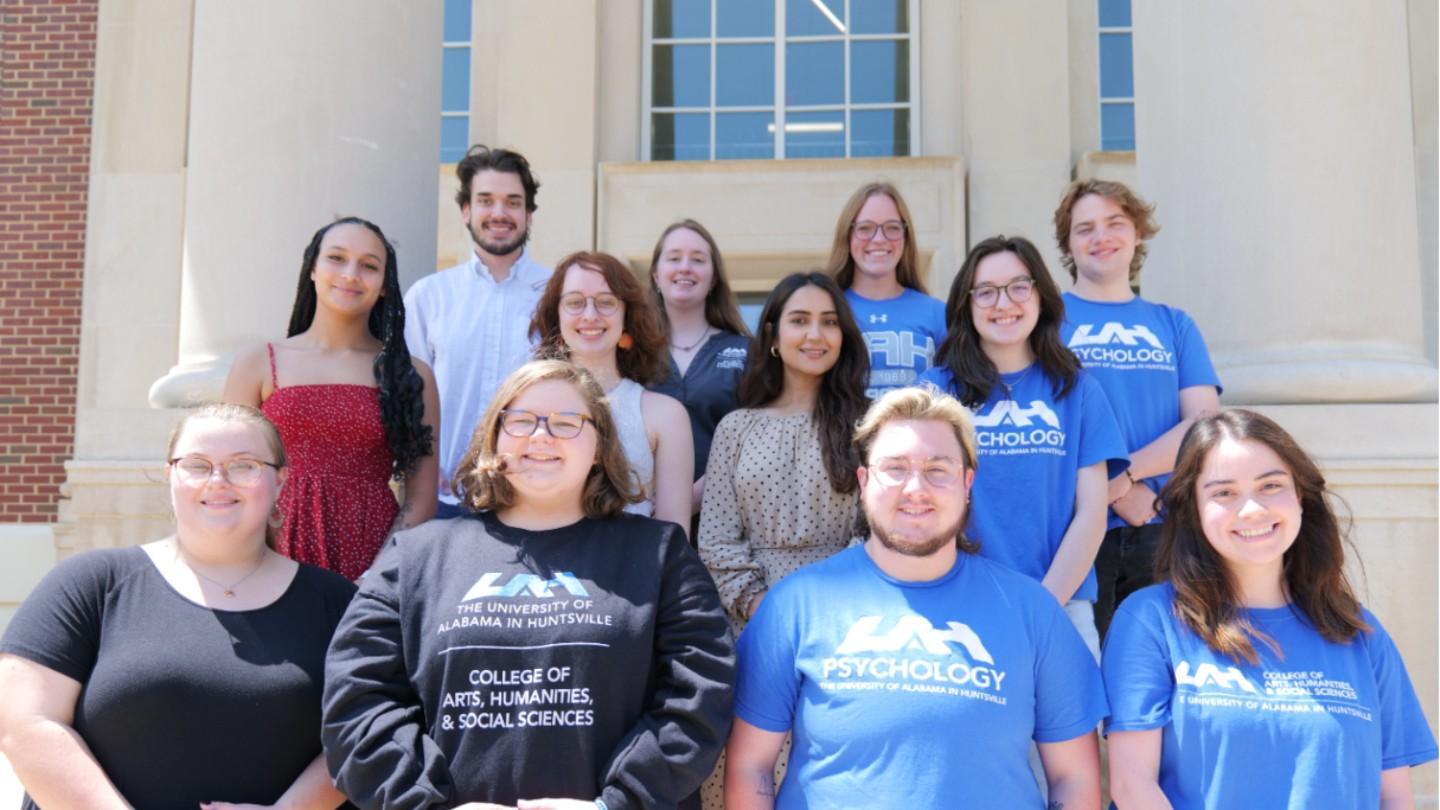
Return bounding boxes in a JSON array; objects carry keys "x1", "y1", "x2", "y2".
[
  {"x1": 826, "y1": 182, "x2": 927, "y2": 294},
  {"x1": 1157, "y1": 409, "x2": 1368, "y2": 665},
  {"x1": 1052, "y1": 178, "x2": 1161, "y2": 283},
  {"x1": 530, "y1": 251, "x2": 669, "y2": 386},
  {"x1": 648, "y1": 219, "x2": 751, "y2": 338},
  {"x1": 452, "y1": 360, "x2": 642, "y2": 516}
]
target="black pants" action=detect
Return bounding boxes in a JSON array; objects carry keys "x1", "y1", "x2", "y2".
[{"x1": 1093, "y1": 522, "x2": 1164, "y2": 640}]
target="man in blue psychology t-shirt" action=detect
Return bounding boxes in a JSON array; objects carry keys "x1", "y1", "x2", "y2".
[
  {"x1": 1052, "y1": 178, "x2": 1222, "y2": 637},
  {"x1": 726, "y1": 386, "x2": 1107, "y2": 809}
]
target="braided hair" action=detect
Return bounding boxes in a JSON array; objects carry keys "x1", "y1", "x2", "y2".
[{"x1": 286, "y1": 217, "x2": 433, "y2": 479}]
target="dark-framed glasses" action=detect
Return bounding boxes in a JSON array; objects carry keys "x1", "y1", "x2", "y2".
[
  {"x1": 970, "y1": 278, "x2": 1035, "y2": 309},
  {"x1": 559, "y1": 292, "x2": 621, "y2": 316},
  {"x1": 868, "y1": 456, "x2": 965, "y2": 489},
  {"x1": 169, "y1": 456, "x2": 281, "y2": 486},
  {"x1": 852, "y1": 220, "x2": 907, "y2": 241},
  {"x1": 499, "y1": 409, "x2": 593, "y2": 439}
]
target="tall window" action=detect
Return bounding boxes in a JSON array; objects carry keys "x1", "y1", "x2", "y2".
[
  {"x1": 441, "y1": 0, "x2": 472, "y2": 163},
  {"x1": 644, "y1": 0, "x2": 918, "y2": 161},
  {"x1": 1097, "y1": 0, "x2": 1134, "y2": 151}
]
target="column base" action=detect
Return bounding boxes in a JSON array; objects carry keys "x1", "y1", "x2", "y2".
[
  {"x1": 148, "y1": 358, "x2": 230, "y2": 408},
  {"x1": 1215, "y1": 347, "x2": 1437, "y2": 405}
]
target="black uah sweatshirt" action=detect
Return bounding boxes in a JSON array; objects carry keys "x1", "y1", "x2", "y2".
[{"x1": 322, "y1": 510, "x2": 736, "y2": 810}]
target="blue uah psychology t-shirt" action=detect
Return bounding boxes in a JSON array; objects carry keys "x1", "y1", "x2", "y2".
[
  {"x1": 1103, "y1": 584, "x2": 1438, "y2": 809},
  {"x1": 1060, "y1": 293, "x2": 1221, "y2": 528},
  {"x1": 735, "y1": 545, "x2": 1108, "y2": 809},
  {"x1": 845, "y1": 288, "x2": 947, "y2": 398},
  {"x1": 916, "y1": 364, "x2": 1129, "y2": 601}
]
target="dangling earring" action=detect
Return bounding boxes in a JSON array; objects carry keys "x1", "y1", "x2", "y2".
[
  {"x1": 269, "y1": 502, "x2": 285, "y2": 529},
  {"x1": 618, "y1": 332, "x2": 634, "y2": 350},
  {"x1": 769, "y1": 344, "x2": 779, "y2": 357}
]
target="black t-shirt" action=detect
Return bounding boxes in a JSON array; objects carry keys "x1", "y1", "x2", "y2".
[
  {"x1": 649, "y1": 330, "x2": 750, "y2": 479},
  {"x1": 322, "y1": 511, "x2": 736, "y2": 810},
  {"x1": 0, "y1": 547, "x2": 356, "y2": 809}
]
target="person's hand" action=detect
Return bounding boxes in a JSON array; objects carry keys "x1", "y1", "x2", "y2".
[
  {"x1": 1112, "y1": 481, "x2": 1158, "y2": 527},
  {"x1": 516, "y1": 800, "x2": 601, "y2": 810}
]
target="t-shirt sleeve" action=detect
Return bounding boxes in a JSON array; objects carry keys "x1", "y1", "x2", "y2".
[
  {"x1": 1032, "y1": 596, "x2": 1109, "y2": 743},
  {"x1": 1079, "y1": 375, "x2": 1132, "y2": 480},
  {"x1": 925, "y1": 295, "x2": 949, "y2": 349},
  {"x1": 1363, "y1": 611, "x2": 1440, "y2": 769},
  {"x1": 1171, "y1": 308, "x2": 1221, "y2": 393},
  {"x1": 322, "y1": 537, "x2": 455, "y2": 810},
  {"x1": 0, "y1": 550, "x2": 121, "y2": 683},
  {"x1": 597, "y1": 527, "x2": 737, "y2": 810},
  {"x1": 733, "y1": 583, "x2": 802, "y2": 733},
  {"x1": 1101, "y1": 597, "x2": 1174, "y2": 734}
]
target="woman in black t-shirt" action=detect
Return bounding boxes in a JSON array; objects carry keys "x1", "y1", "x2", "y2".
[
  {"x1": 322, "y1": 359, "x2": 735, "y2": 810},
  {"x1": 0, "y1": 403, "x2": 354, "y2": 809}
]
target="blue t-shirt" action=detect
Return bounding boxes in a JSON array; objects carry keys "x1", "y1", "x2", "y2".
[
  {"x1": 736, "y1": 545, "x2": 1108, "y2": 809},
  {"x1": 1060, "y1": 293, "x2": 1221, "y2": 528},
  {"x1": 1103, "y1": 584, "x2": 1438, "y2": 809},
  {"x1": 917, "y1": 364, "x2": 1129, "y2": 601},
  {"x1": 845, "y1": 288, "x2": 947, "y2": 398}
]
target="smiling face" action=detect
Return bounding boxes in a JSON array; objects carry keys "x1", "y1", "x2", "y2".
[
  {"x1": 461, "y1": 169, "x2": 532, "y2": 257},
  {"x1": 494, "y1": 378, "x2": 598, "y2": 506},
  {"x1": 652, "y1": 227, "x2": 714, "y2": 310},
  {"x1": 774, "y1": 284, "x2": 843, "y2": 384},
  {"x1": 310, "y1": 222, "x2": 386, "y2": 316},
  {"x1": 168, "y1": 417, "x2": 285, "y2": 542},
  {"x1": 848, "y1": 192, "x2": 906, "y2": 284},
  {"x1": 558, "y1": 263, "x2": 625, "y2": 359},
  {"x1": 969, "y1": 249, "x2": 1040, "y2": 355},
  {"x1": 1067, "y1": 193, "x2": 1137, "y2": 286},
  {"x1": 859, "y1": 418, "x2": 975, "y2": 558},
  {"x1": 1196, "y1": 437, "x2": 1303, "y2": 580}
]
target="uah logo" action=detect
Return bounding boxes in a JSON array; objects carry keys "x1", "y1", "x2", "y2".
[
  {"x1": 1174, "y1": 661, "x2": 1258, "y2": 694},
  {"x1": 865, "y1": 331, "x2": 933, "y2": 367},
  {"x1": 835, "y1": 615, "x2": 994, "y2": 664},
  {"x1": 461, "y1": 571, "x2": 590, "y2": 602},
  {"x1": 973, "y1": 399, "x2": 1061, "y2": 429},
  {"x1": 868, "y1": 313, "x2": 888, "y2": 324},
  {"x1": 1068, "y1": 322, "x2": 1164, "y2": 350}
]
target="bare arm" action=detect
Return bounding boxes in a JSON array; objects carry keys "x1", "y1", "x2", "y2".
[
  {"x1": 393, "y1": 360, "x2": 440, "y2": 532},
  {"x1": 1036, "y1": 731, "x2": 1102, "y2": 810},
  {"x1": 222, "y1": 344, "x2": 272, "y2": 407},
  {"x1": 0, "y1": 654, "x2": 132, "y2": 809},
  {"x1": 1106, "y1": 729, "x2": 1173, "y2": 810},
  {"x1": 724, "y1": 718, "x2": 787, "y2": 810},
  {"x1": 1042, "y1": 461, "x2": 1109, "y2": 604},
  {"x1": 1379, "y1": 767, "x2": 1416, "y2": 810},
  {"x1": 644, "y1": 392, "x2": 695, "y2": 540},
  {"x1": 1124, "y1": 385, "x2": 1220, "y2": 481}
]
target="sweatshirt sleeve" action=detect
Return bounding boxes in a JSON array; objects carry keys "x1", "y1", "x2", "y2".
[
  {"x1": 598, "y1": 531, "x2": 737, "y2": 810},
  {"x1": 321, "y1": 538, "x2": 454, "y2": 810}
]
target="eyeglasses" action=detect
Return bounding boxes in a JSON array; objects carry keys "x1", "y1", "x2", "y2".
[
  {"x1": 868, "y1": 457, "x2": 965, "y2": 489},
  {"x1": 499, "y1": 409, "x2": 594, "y2": 439},
  {"x1": 170, "y1": 456, "x2": 281, "y2": 486},
  {"x1": 559, "y1": 292, "x2": 621, "y2": 316},
  {"x1": 852, "y1": 220, "x2": 906, "y2": 242},
  {"x1": 970, "y1": 278, "x2": 1035, "y2": 309}
]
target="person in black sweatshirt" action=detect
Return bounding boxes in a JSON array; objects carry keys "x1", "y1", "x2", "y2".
[{"x1": 322, "y1": 358, "x2": 735, "y2": 810}]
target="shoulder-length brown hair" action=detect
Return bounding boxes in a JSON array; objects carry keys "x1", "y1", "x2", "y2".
[
  {"x1": 1157, "y1": 409, "x2": 1367, "y2": 665},
  {"x1": 825, "y1": 182, "x2": 927, "y2": 294},
  {"x1": 530, "y1": 251, "x2": 669, "y2": 386},
  {"x1": 1052, "y1": 177, "x2": 1161, "y2": 283},
  {"x1": 648, "y1": 219, "x2": 751, "y2": 338},
  {"x1": 452, "y1": 359, "x2": 642, "y2": 516}
]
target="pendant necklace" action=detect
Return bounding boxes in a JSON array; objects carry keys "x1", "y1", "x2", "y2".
[
  {"x1": 671, "y1": 326, "x2": 712, "y2": 353},
  {"x1": 175, "y1": 543, "x2": 267, "y2": 598},
  {"x1": 997, "y1": 363, "x2": 1037, "y2": 401}
]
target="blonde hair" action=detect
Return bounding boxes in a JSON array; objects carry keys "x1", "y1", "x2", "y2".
[
  {"x1": 826, "y1": 182, "x2": 927, "y2": 294},
  {"x1": 452, "y1": 360, "x2": 642, "y2": 515},
  {"x1": 166, "y1": 403, "x2": 287, "y2": 549}
]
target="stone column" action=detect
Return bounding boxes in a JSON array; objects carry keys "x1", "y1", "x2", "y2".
[{"x1": 148, "y1": 1, "x2": 443, "y2": 406}]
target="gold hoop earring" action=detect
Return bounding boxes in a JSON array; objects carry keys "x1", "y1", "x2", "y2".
[{"x1": 769, "y1": 344, "x2": 779, "y2": 357}]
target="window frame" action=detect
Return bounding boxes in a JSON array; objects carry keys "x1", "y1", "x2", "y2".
[{"x1": 1096, "y1": 0, "x2": 1135, "y2": 152}]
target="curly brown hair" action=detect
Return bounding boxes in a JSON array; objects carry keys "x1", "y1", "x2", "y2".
[
  {"x1": 1052, "y1": 178, "x2": 1161, "y2": 283},
  {"x1": 530, "y1": 251, "x2": 669, "y2": 386},
  {"x1": 451, "y1": 360, "x2": 642, "y2": 516}
]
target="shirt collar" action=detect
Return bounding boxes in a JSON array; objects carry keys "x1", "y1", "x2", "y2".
[{"x1": 471, "y1": 248, "x2": 531, "y2": 284}]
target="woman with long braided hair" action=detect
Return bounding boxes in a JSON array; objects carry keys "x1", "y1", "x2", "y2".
[{"x1": 225, "y1": 217, "x2": 438, "y2": 579}]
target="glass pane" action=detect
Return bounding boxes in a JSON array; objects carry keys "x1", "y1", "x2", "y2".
[
  {"x1": 441, "y1": 48, "x2": 470, "y2": 113},
  {"x1": 717, "y1": 0, "x2": 775, "y2": 37},
  {"x1": 717, "y1": 112, "x2": 775, "y2": 159},
  {"x1": 786, "y1": 41, "x2": 843, "y2": 106},
  {"x1": 440, "y1": 116, "x2": 469, "y2": 163},
  {"x1": 738, "y1": 293, "x2": 766, "y2": 333},
  {"x1": 1100, "y1": 102, "x2": 1135, "y2": 151},
  {"x1": 1098, "y1": 0, "x2": 1132, "y2": 28},
  {"x1": 851, "y1": 108, "x2": 909, "y2": 157},
  {"x1": 653, "y1": 0, "x2": 710, "y2": 38},
  {"x1": 444, "y1": 0, "x2": 472, "y2": 42},
  {"x1": 717, "y1": 44, "x2": 775, "y2": 106},
  {"x1": 851, "y1": 40, "x2": 908, "y2": 104},
  {"x1": 785, "y1": 0, "x2": 845, "y2": 36},
  {"x1": 652, "y1": 44, "x2": 710, "y2": 108},
  {"x1": 784, "y1": 109, "x2": 844, "y2": 158},
  {"x1": 851, "y1": 0, "x2": 908, "y2": 34},
  {"x1": 1099, "y1": 32, "x2": 1134, "y2": 98},
  {"x1": 652, "y1": 112, "x2": 711, "y2": 160}
]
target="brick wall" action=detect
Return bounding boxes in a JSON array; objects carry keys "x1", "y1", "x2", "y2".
[{"x1": 0, "y1": 0, "x2": 97, "y2": 522}]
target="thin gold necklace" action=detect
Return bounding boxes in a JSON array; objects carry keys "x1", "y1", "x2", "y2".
[
  {"x1": 174, "y1": 543, "x2": 267, "y2": 598},
  {"x1": 671, "y1": 325, "x2": 712, "y2": 353}
]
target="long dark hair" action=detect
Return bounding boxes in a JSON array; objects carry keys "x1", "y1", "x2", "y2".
[
  {"x1": 1158, "y1": 409, "x2": 1368, "y2": 665},
  {"x1": 934, "y1": 235, "x2": 1080, "y2": 408},
  {"x1": 530, "y1": 251, "x2": 670, "y2": 387},
  {"x1": 739, "y1": 272, "x2": 869, "y2": 493},
  {"x1": 825, "y1": 182, "x2": 927, "y2": 294},
  {"x1": 287, "y1": 217, "x2": 433, "y2": 479},
  {"x1": 648, "y1": 219, "x2": 751, "y2": 338}
]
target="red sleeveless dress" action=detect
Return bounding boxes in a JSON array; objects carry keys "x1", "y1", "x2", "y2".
[{"x1": 261, "y1": 344, "x2": 399, "y2": 580}]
